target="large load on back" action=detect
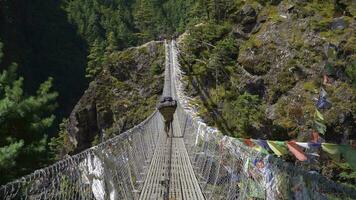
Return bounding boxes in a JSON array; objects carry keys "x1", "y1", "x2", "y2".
[{"x1": 157, "y1": 96, "x2": 177, "y2": 134}]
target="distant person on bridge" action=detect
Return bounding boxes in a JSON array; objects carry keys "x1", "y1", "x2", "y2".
[{"x1": 157, "y1": 96, "x2": 177, "y2": 137}]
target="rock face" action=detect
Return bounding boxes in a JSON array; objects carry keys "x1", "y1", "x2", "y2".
[
  {"x1": 180, "y1": 0, "x2": 355, "y2": 142},
  {"x1": 68, "y1": 41, "x2": 164, "y2": 153},
  {"x1": 235, "y1": 1, "x2": 355, "y2": 142},
  {"x1": 177, "y1": 0, "x2": 355, "y2": 185}
]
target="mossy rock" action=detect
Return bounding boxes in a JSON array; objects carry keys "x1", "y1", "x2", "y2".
[
  {"x1": 67, "y1": 41, "x2": 164, "y2": 153},
  {"x1": 303, "y1": 80, "x2": 319, "y2": 93}
]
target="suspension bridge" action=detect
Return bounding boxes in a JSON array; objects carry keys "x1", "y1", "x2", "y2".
[{"x1": 1, "y1": 40, "x2": 356, "y2": 200}]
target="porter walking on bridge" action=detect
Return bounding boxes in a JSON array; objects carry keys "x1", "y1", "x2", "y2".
[
  {"x1": 1, "y1": 40, "x2": 356, "y2": 200},
  {"x1": 157, "y1": 96, "x2": 177, "y2": 136}
]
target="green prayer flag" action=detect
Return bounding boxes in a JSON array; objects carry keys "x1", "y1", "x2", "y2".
[
  {"x1": 327, "y1": 47, "x2": 336, "y2": 60},
  {"x1": 253, "y1": 145, "x2": 269, "y2": 154},
  {"x1": 314, "y1": 109, "x2": 324, "y2": 121},
  {"x1": 322, "y1": 143, "x2": 341, "y2": 161},
  {"x1": 267, "y1": 141, "x2": 288, "y2": 157},
  {"x1": 315, "y1": 121, "x2": 326, "y2": 135}
]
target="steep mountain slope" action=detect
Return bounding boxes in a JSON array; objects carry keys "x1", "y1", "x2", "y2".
[
  {"x1": 0, "y1": 0, "x2": 89, "y2": 183},
  {"x1": 63, "y1": 0, "x2": 197, "y2": 78},
  {"x1": 0, "y1": 0, "x2": 88, "y2": 129},
  {"x1": 178, "y1": 0, "x2": 355, "y2": 185},
  {"x1": 61, "y1": 41, "x2": 165, "y2": 154},
  {"x1": 55, "y1": 0, "x2": 356, "y2": 186},
  {"x1": 3, "y1": 0, "x2": 351, "y2": 186}
]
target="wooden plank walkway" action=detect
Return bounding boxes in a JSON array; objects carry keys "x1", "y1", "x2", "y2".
[{"x1": 139, "y1": 128, "x2": 204, "y2": 200}]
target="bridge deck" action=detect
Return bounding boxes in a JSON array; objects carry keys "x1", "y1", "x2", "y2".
[{"x1": 140, "y1": 133, "x2": 204, "y2": 200}]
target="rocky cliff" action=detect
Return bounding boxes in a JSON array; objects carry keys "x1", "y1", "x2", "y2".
[
  {"x1": 67, "y1": 41, "x2": 164, "y2": 153},
  {"x1": 180, "y1": 0, "x2": 355, "y2": 141},
  {"x1": 178, "y1": 0, "x2": 355, "y2": 185},
  {"x1": 234, "y1": 1, "x2": 356, "y2": 142}
]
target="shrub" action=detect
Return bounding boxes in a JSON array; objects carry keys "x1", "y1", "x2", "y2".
[
  {"x1": 150, "y1": 63, "x2": 162, "y2": 75},
  {"x1": 49, "y1": 119, "x2": 75, "y2": 161},
  {"x1": 303, "y1": 80, "x2": 319, "y2": 93},
  {"x1": 345, "y1": 62, "x2": 356, "y2": 86},
  {"x1": 223, "y1": 92, "x2": 265, "y2": 137}
]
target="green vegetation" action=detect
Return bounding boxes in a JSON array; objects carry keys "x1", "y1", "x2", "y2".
[
  {"x1": 0, "y1": 44, "x2": 58, "y2": 184},
  {"x1": 177, "y1": 0, "x2": 355, "y2": 186},
  {"x1": 64, "y1": 0, "x2": 200, "y2": 78},
  {"x1": 0, "y1": 0, "x2": 88, "y2": 123},
  {"x1": 150, "y1": 63, "x2": 163, "y2": 75},
  {"x1": 0, "y1": 0, "x2": 355, "y2": 188},
  {"x1": 345, "y1": 62, "x2": 356, "y2": 86},
  {"x1": 86, "y1": 39, "x2": 105, "y2": 78},
  {"x1": 223, "y1": 92, "x2": 265, "y2": 137},
  {"x1": 179, "y1": 0, "x2": 355, "y2": 137},
  {"x1": 303, "y1": 80, "x2": 319, "y2": 93},
  {"x1": 48, "y1": 119, "x2": 75, "y2": 161}
]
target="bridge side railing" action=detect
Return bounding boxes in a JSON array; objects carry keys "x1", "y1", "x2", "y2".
[
  {"x1": 170, "y1": 40, "x2": 356, "y2": 200},
  {"x1": 0, "y1": 111, "x2": 162, "y2": 200}
]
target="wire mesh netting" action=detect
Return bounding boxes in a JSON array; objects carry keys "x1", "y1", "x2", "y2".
[
  {"x1": 0, "y1": 40, "x2": 355, "y2": 200},
  {"x1": 0, "y1": 111, "x2": 163, "y2": 200},
  {"x1": 170, "y1": 40, "x2": 356, "y2": 200}
]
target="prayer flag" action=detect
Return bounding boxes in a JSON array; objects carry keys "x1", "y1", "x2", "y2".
[
  {"x1": 322, "y1": 143, "x2": 340, "y2": 161},
  {"x1": 267, "y1": 141, "x2": 288, "y2": 157},
  {"x1": 287, "y1": 141, "x2": 307, "y2": 161},
  {"x1": 295, "y1": 142, "x2": 309, "y2": 149},
  {"x1": 315, "y1": 121, "x2": 326, "y2": 135},
  {"x1": 253, "y1": 145, "x2": 269, "y2": 154},
  {"x1": 244, "y1": 138, "x2": 255, "y2": 147},
  {"x1": 314, "y1": 109, "x2": 324, "y2": 121},
  {"x1": 244, "y1": 157, "x2": 250, "y2": 172},
  {"x1": 256, "y1": 139, "x2": 271, "y2": 151}
]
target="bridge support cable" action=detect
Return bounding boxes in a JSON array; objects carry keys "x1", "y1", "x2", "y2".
[
  {"x1": 0, "y1": 111, "x2": 162, "y2": 200},
  {"x1": 1, "y1": 39, "x2": 356, "y2": 200},
  {"x1": 170, "y1": 40, "x2": 356, "y2": 200},
  {"x1": 139, "y1": 40, "x2": 204, "y2": 200}
]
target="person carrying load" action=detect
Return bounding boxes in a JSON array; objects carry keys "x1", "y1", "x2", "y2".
[{"x1": 157, "y1": 96, "x2": 177, "y2": 137}]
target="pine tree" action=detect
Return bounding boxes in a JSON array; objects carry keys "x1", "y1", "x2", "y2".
[
  {"x1": 207, "y1": 0, "x2": 237, "y2": 22},
  {"x1": 133, "y1": 0, "x2": 157, "y2": 41},
  {"x1": 105, "y1": 32, "x2": 119, "y2": 54},
  {"x1": 0, "y1": 42, "x2": 58, "y2": 184},
  {"x1": 86, "y1": 39, "x2": 105, "y2": 78}
]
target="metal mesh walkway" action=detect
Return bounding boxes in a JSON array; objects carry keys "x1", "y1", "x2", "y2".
[
  {"x1": 139, "y1": 134, "x2": 171, "y2": 199},
  {"x1": 140, "y1": 41, "x2": 204, "y2": 200},
  {"x1": 139, "y1": 135, "x2": 204, "y2": 200},
  {"x1": 1, "y1": 40, "x2": 356, "y2": 200}
]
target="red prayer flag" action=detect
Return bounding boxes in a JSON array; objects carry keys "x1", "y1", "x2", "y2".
[
  {"x1": 244, "y1": 138, "x2": 255, "y2": 147},
  {"x1": 287, "y1": 141, "x2": 308, "y2": 161}
]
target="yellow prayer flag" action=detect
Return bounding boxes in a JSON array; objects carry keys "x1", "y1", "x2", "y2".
[{"x1": 267, "y1": 141, "x2": 288, "y2": 157}]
